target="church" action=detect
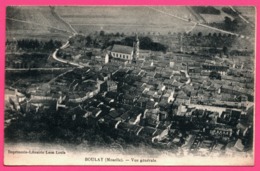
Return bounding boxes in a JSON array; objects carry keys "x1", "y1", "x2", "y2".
[{"x1": 109, "y1": 34, "x2": 139, "y2": 64}]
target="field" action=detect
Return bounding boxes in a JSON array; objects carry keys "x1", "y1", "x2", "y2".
[
  {"x1": 234, "y1": 6, "x2": 255, "y2": 24},
  {"x1": 56, "y1": 6, "x2": 203, "y2": 35},
  {"x1": 6, "y1": 6, "x2": 255, "y2": 40},
  {"x1": 56, "y1": 6, "x2": 256, "y2": 36},
  {"x1": 6, "y1": 6, "x2": 73, "y2": 40},
  {"x1": 197, "y1": 7, "x2": 234, "y2": 24}
]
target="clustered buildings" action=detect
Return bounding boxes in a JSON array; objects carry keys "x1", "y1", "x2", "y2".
[{"x1": 6, "y1": 34, "x2": 254, "y2": 157}]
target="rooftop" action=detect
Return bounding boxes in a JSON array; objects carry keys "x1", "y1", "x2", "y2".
[{"x1": 111, "y1": 44, "x2": 133, "y2": 54}]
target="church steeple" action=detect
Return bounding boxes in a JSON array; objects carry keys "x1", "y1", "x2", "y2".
[{"x1": 133, "y1": 33, "x2": 139, "y2": 62}]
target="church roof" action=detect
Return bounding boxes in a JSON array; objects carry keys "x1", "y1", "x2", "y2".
[{"x1": 111, "y1": 44, "x2": 133, "y2": 54}]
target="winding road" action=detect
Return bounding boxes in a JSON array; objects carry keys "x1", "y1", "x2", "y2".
[{"x1": 52, "y1": 48, "x2": 87, "y2": 68}]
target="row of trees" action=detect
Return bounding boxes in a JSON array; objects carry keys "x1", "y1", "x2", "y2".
[
  {"x1": 192, "y1": 6, "x2": 221, "y2": 15},
  {"x1": 222, "y1": 7, "x2": 239, "y2": 17},
  {"x1": 121, "y1": 36, "x2": 168, "y2": 52},
  {"x1": 6, "y1": 39, "x2": 62, "y2": 51},
  {"x1": 223, "y1": 16, "x2": 240, "y2": 32},
  {"x1": 69, "y1": 31, "x2": 168, "y2": 52}
]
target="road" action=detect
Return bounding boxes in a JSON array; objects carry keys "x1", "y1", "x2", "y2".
[
  {"x1": 6, "y1": 67, "x2": 72, "y2": 71},
  {"x1": 48, "y1": 68, "x2": 74, "y2": 84},
  {"x1": 51, "y1": 7, "x2": 78, "y2": 34},
  {"x1": 60, "y1": 41, "x2": 70, "y2": 49},
  {"x1": 52, "y1": 48, "x2": 88, "y2": 68},
  {"x1": 6, "y1": 17, "x2": 73, "y2": 34},
  {"x1": 6, "y1": 40, "x2": 82, "y2": 71},
  {"x1": 188, "y1": 104, "x2": 242, "y2": 116},
  {"x1": 147, "y1": 6, "x2": 251, "y2": 39},
  {"x1": 229, "y1": 6, "x2": 250, "y2": 24},
  {"x1": 229, "y1": 6, "x2": 255, "y2": 29},
  {"x1": 180, "y1": 70, "x2": 191, "y2": 85}
]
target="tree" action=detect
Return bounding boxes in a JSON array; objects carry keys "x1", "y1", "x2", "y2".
[
  {"x1": 85, "y1": 35, "x2": 92, "y2": 46},
  {"x1": 224, "y1": 16, "x2": 239, "y2": 31},
  {"x1": 223, "y1": 46, "x2": 229, "y2": 57},
  {"x1": 209, "y1": 71, "x2": 221, "y2": 80},
  {"x1": 115, "y1": 32, "x2": 120, "y2": 37},
  {"x1": 99, "y1": 30, "x2": 105, "y2": 36},
  {"x1": 224, "y1": 16, "x2": 232, "y2": 25}
]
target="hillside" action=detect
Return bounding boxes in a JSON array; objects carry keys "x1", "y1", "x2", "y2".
[
  {"x1": 56, "y1": 6, "x2": 200, "y2": 35},
  {"x1": 6, "y1": 6, "x2": 74, "y2": 40},
  {"x1": 55, "y1": 6, "x2": 255, "y2": 37}
]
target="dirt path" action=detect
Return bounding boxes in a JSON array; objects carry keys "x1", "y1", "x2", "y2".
[
  {"x1": 50, "y1": 6, "x2": 78, "y2": 34},
  {"x1": 147, "y1": 6, "x2": 251, "y2": 39},
  {"x1": 6, "y1": 17, "x2": 73, "y2": 34}
]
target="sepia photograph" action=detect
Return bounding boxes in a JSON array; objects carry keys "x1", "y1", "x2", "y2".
[{"x1": 4, "y1": 6, "x2": 255, "y2": 165}]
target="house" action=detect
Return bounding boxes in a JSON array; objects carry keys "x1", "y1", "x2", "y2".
[
  {"x1": 175, "y1": 91, "x2": 190, "y2": 105},
  {"x1": 152, "y1": 128, "x2": 169, "y2": 142},
  {"x1": 107, "y1": 80, "x2": 118, "y2": 92},
  {"x1": 210, "y1": 127, "x2": 233, "y2": 137},
  {"x1": 197, "y1": 139, "x2": 214, "y2": 156},
  {"x1": 156, "y1": 121, "x2": 172, "y2": 129},
  {"x1": 115, "y1": 121, "x2": 143, "y2": 136},
  {"x1": 115, "y1": 121, "x2": 132, "y2": 133},
  {"x1": 128, "y1": 112, "x2": 142, "y2": 125},
  {"x1": 146, "y1": 100, "x2": 157, "y2": 109},
  {"x1": 5, "y1": 89, "x2": 26, "y2": 111},
  {"x1": 218, "y1": 109, "x2": 241, "y2": 125},
  {"x1": 236, "y1": 123, "x2": 250, "y2": 137},
  {"x1": 171, "y1": 82, "x2": 183, "y2": 89},
  {"x1": 139, "y1": 49, "x2": 151, "y2": 59},
  {"x1": 188, "y1": 66, "x2": 201, "y2": 74},
  {"x1": 105, "y1": 91, "x2": 119, "y2": 100},
  {"x1": 153, "y1": 93, "x2": 161, "y2": 102},
  {"x1": 28, "y1": 99, "x2": 56, "y2": 112},
  {"x1": 144, "y1": 109, "x2": 160, "y2": 127},
  {"x1": 201, "y1": 65, "x2": 229, "y2": 75},
  {"x1": 137, "y1": 126, "x2": 157, "y2": 138},
  {"x1": 163, "y1": 79, "x2": 173, "y2": 86},
  {"x1": 176, "y1": 104, "x2": 194, "y2": 116},
  {"x1": 122, "y1": 94, "x2": 136, "y2": 105},
  {"x1": 190, "y1": 95, "x2": 199, "y2": 104},
  {"x1": 127, "y1": 124, "x2": 143, "y2": 137},
  {"x1": 234, "y1": 138, "x2": 245, "y2": 151},
  {"x1": 136, "y1": 97, "x2": 148, "y2": 108},
  {"x1": 156, "y1": 84, "x2": 166, "y2": 92}
]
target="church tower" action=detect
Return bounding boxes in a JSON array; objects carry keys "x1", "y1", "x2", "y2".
[{"x1": 133, "y1": 33, "x2": 139, "y2": 62}]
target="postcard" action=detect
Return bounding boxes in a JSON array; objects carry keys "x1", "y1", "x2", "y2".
[{"x1": 4, "y1": 6, "x2": 255, "y2": 166}]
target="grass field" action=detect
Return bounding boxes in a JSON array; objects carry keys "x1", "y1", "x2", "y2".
[
  {"x1": 6, "y1": 6, "x2": 255, "y2": 40},
  {"x1": 56, "y1": 6, "x2": 201, "y2": 35},
  {"x1": 6, "y1": 6, "x2": 73, "y2": 40},
  {"x1": 199, "y1": 7, "x2": 235, "y2": 23},
  {"x1": 234, "y1": 6, "x2": 255, "y2": 24}
]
